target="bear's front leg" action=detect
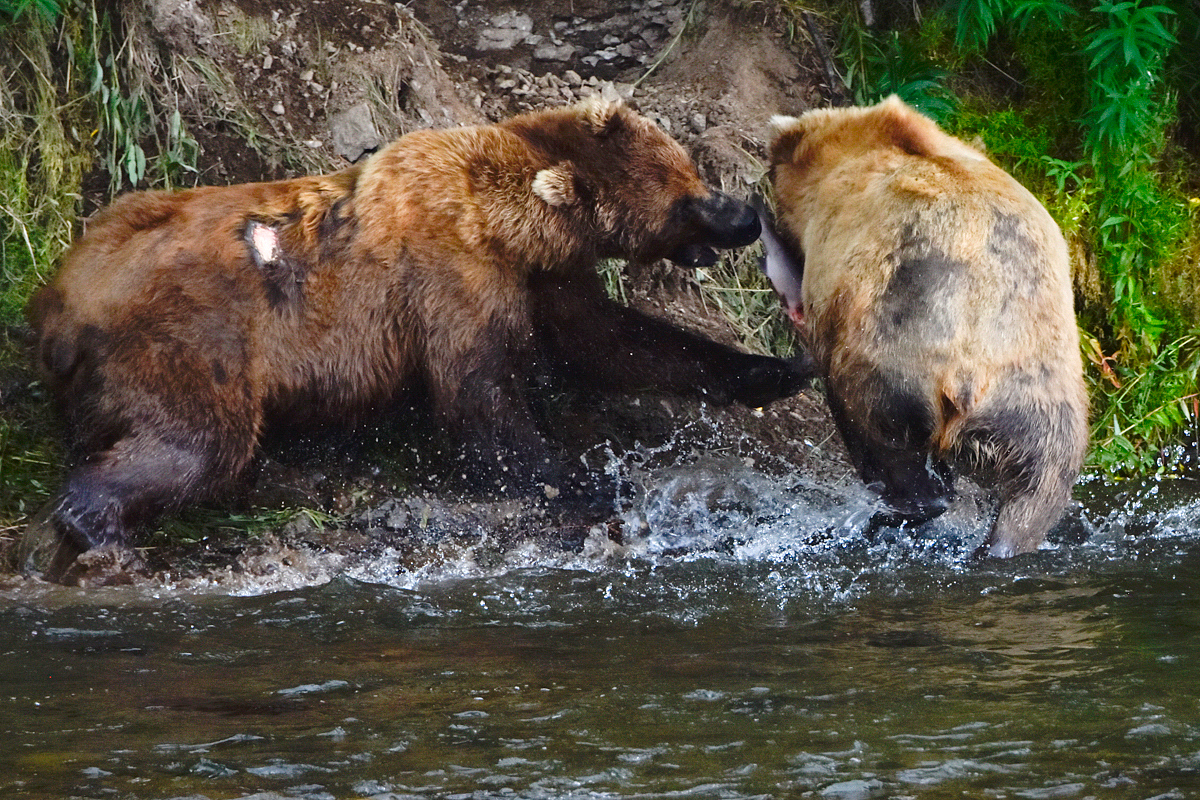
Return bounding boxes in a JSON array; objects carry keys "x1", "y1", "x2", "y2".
[
  {"x1": 823, "y1": 375, "x2": 956, "y2": 524},
  {"x1": 423, "y1": 314, "x2": 614, "y2": 507},
  {"x1": 529, "y1": 271, "x2": 814, "y2": 406}
]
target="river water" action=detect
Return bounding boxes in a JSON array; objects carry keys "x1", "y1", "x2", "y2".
[{"x1": 2, "y1": 455, "x2": 1200, "y2": 800}]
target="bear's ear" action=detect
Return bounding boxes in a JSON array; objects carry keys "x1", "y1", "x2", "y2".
[
  {"x1": 581, "y1": 96, "x2": 625, "y2": 137},
  {"x1": 768, "y1": 115, "x2": 804, "y2": 166},
  {"x1": 533, "y1": 164, "x2": 578, "y2": 207},
  {"x1": 875, "y1": 95, "x2": 940, "y2": 157}
]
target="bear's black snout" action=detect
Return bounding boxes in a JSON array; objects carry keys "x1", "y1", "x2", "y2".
[{"x1": 691, "y1": 193, "x2": 761, "y2": 249}]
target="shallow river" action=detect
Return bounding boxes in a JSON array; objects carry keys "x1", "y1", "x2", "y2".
[{"x1": 3, "y1": 458, "x2": 1200, "y2": 800}]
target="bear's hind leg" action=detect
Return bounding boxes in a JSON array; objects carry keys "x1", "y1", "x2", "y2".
[
  {"x1": 47, "y1": 426, "x2": 257, "y2": 579},
  {"x1": 984, "y1": 479, "x2": 1071, "y2": 558},
  {"x1": 972, "y1": 396, "x2": 1086, "y2": 558}
]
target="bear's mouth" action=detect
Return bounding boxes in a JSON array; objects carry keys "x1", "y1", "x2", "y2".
[
  {"x1": 668, "y1": 243, "x2": 720, "y2": 267},
  {"x1": 663, "y1": 192, "x2": 761, "y2": 267}
]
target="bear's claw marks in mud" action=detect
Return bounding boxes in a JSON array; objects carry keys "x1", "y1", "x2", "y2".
[
  {"x1": 27, "y1": 98, "x2": 804, "y2": 578},
  {"x1": 766, "y1": 96, "x2": 1088, "y2": 558}
]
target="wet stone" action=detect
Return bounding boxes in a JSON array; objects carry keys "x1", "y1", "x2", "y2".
[
  {"x1": 357, "y1": 497, "x2": 409, "y2": 531},
  {"x1": 821, "y1": 779, "x2": 886, "y2": 799}
]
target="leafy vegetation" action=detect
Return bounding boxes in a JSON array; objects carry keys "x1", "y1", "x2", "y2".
[
  {"x1": 0, "y1": 1, "x2": 206, "y2": 536},
  {"x1": 0, "y1": 1, "x2": 203, "y2": 325},
  {"x1": 0, "y1": 0, "x2": 61, "y2": 24},
  {"x1": 802, "y1": 0, "x2": 1200, "y2": 477}
]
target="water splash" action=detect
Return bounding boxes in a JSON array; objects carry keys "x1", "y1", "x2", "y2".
[{"x1": 6, "y1": 408, "x2": 1200, "y2": 605}]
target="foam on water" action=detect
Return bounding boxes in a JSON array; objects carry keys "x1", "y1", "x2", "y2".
[
  {"x1": 6, "y1": 424, "x2": 1200, "y2": 606},
  {"x1": 315, "y1": 448, "x2": 995, "y2": 616}
]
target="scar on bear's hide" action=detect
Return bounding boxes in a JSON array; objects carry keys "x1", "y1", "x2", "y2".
[
  {"x1": 245, "y1": 220, "x2": 306, "y2": 309},
  {"x1": 986, "y1": 210, "x2": 1041, "y2": 314},
  {"x1": 880, "y1": 222, "x2": 967, "y2": 340}
]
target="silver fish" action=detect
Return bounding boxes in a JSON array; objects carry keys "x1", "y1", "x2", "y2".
[{"x1": 751, "y1": 196, "x2": 804, "y2": 327}]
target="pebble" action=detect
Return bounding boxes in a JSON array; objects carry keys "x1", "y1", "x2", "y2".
[{"x1": 468, "y1": 0, "x2": 685, "y2": 69}]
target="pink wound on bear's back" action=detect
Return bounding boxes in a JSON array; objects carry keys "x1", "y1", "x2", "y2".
[{"x1": 248, "y1": 220, "x2": 279, "y2": 264}]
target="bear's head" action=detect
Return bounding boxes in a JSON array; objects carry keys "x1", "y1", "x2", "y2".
[
  {"x1": 510, "y1": 98, "x2": 760, "y2": 267},
  {"x1": 768, "y1": 96, "x2": 986, "y2": 184}
]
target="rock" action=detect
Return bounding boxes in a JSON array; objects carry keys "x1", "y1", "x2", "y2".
[
  {"x1": 59, "y1": 545, "x2": 150, "y2": 588},
  {"x1": 148, "y1": 0, "x2": 215, "y2": 56},
  {"x1": 358, "y1": 498, "x2": 410, "y2": 532},
  {"x1": 329, "y1": 102, "x2": 381, "y2": 163},
  {"x1": 534, "y1": 41, "x2": 575, "y2": 62},
  {"x1": 820, "y1": 779, "x2": 886, "y2": 800},
  {"x1": 476, "y1": 11, "x2": 534, "y2": 51}
]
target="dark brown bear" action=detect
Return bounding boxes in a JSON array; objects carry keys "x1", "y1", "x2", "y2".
[
  {"x1": 764, "y1": 96, "x2": 1088, "y2": 557},
  {"x1": 29, "y1": 98, "x2": 809, "y2": 566}
]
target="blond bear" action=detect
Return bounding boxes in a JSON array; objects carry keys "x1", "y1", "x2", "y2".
[{"x1": 764, "y1": 96, "x2": 1087, "y2": 557}]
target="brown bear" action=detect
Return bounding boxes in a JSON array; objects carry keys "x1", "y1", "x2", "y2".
[
  {"x1": 763, "y1": 96, "x2": 1088, "y2": 557},
  {"x1": 28, "y1": 98, "x2": 810, "y2": 567}
]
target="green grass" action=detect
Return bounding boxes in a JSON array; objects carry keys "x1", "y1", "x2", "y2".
[
  {"x1": 0, "y1": 8, "x2": 88, "y2": 537},
  {"x1": 0, "y1": 1, "x2": 323, "y2": 539},
  {"x1": 0, "y1": 332, "x2": 59, "y2": 541},
  {"x1": 148, "y1": 506, "x2": 336, "y2": 548}
]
